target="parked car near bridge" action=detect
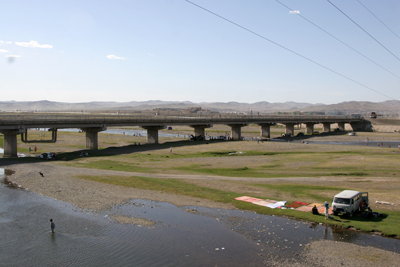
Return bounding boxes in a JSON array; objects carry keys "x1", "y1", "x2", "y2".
[{"x1": 37, "y1": 152, "x2": 56, "y2": 160}]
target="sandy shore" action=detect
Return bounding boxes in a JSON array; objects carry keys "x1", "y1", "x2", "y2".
[
  {"x1": 6, "y1": 162, "x2": 234, "y2": 211},
  {"x1": 4, "y1": 161, "x2": 400, "y2": 266}
]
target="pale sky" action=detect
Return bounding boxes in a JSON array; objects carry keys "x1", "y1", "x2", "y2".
[{"x1": 1, "y1": 0, "x2": 399, "y2": 104}]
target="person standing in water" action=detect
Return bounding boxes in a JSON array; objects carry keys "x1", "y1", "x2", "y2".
[{"x1": 50, "y1": 219, "x2": 55, "y2": 233}]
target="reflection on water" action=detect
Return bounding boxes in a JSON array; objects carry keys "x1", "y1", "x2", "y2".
[{"x1": 0, "y1": 169, "x2": 399, "y2": 266}]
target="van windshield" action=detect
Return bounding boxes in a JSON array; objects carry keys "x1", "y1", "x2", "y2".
[{"x1": 334, "y1": 197, "x2": 351, "y2": 204}]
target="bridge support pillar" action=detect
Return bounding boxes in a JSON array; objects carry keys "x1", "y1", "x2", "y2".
[
  {"x1": 323, "y1": 123, "x2": 331, "y2": 132},
  {"x1": 305, "y1": 123, "x2": 314, "y2": 134},
  {"x1": 284, "y1": 123, "x2": 295, "y2": 136},
  {"x1": 0, "y1": 129, "x2": 25, "y2": 157},
  {"x1": 337, "y1": 122, "x2": 345, "y2": 131},
  {"x1": 190, "y1": 124, "x2": 212, "y2": 139},
  {"x1": 258, "y1": 123, "x2": 274, "y2": 139},
  {"x1": 228, "y1": 124, "x2": 248, "y2": 140},
  {"x1": 142, "y1": 126, "x2": 166, "y2": 144},
  {"x1": 350, "y1": 120, "x2": 373, "y2": 132},
  {"x1": 81, "y1": 127, "x2": 107, "y2": 150}
]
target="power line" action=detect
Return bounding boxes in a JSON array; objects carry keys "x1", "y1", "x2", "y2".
[
  {"x1": 184, "y1": 0, "x2": 397, "y2": 101},
  {"x1": 326, "y1": 0, "x2": 400, "y2": 62},
  {"x1": 356, "y1": 0, "x2": 400, "y2": 40},
  {"x1": 273, "y1": 0, "x2": 400, "y2": 79}
]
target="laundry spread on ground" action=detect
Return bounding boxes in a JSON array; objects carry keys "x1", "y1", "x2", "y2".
[
  {"x1": 286, "y1": 201, "x2": 309, "y2": 208},
  {"x1": 295, "y1": 205, "x2": 313, "y2": 212},
  {"x1": 308, "y1": 203, "x2": 323, "y2": 208},
  {"x1": 318, "y1": 206, "x2": 333, "y2": 215},
  {"x1": 252, "y1": 200, "x2": 276, "y2": 206},
  {"x1": 234, "y1": 196, "x2": 263, "y2": 203},
  {"x1": 235, "y1": 196, "x2": 329, "y2": 213},
  {"x1": 265, "y1": 201, "x2": 287, "y2": 209}
]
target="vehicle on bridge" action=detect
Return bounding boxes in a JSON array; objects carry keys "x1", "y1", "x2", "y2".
[{"x1": 370, "y1": 112, "x2": 382, "y2": 119}]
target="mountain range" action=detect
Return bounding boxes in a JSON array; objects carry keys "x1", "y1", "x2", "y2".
[{"x1": 0, "y1": 100, "x2": 399, "y2": 115}]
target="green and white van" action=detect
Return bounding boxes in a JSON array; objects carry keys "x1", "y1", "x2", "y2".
[{"x1": 332, "y1": 190, "x2": 368, "y2": 216}]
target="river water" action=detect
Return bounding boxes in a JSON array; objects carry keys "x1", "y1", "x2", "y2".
[
  {"x1": 1, "y1": 169, "x2": 399, "y2": 267},
  {"x1": 20, "y1": 128, "x2": 395, "y2": 148}
]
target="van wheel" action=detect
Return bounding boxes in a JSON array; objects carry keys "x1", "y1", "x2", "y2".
[{"x1": 333, "y1": 211, "x2": 338, "y2": 216}]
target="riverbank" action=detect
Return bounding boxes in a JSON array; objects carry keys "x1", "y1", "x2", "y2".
[
  {"x1": 6, "y1": 162, "x2": 233, "y2": 211},
  {"x1": 4, "y1": 162, "x2": 400, "y2": 266}
]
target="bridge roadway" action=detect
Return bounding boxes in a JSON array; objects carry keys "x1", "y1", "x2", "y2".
[{"x1": 0, "y1": 114, "x2": 368, "y2": 157}]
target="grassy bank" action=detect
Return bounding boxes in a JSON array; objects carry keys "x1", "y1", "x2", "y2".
[
  {"x1": 77, "y1": 174, "x2": 400, "y2": 236},
  {"x1": 62, "y1": 148, "x2": 400, "y2": 179}
]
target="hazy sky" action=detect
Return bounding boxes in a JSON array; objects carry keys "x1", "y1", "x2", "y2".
[{"x1": 1, "y1": 0, "x2": 399, "y2": 104}]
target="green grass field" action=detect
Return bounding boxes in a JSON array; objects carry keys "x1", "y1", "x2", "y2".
[{"x1": 77, "y1": 174, "x2": 400, "y2": 236}]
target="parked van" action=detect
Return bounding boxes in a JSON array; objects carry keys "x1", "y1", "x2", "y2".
[{"x1": 331, "y1": 190, "x2": 368, "y2": 216}]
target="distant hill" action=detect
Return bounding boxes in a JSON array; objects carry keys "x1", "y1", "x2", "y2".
[{"x1": 0, "y1": 100, "x2": 398, "y2": 115}]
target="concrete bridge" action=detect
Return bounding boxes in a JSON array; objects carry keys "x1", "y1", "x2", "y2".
[{"x1": 0, "y1": 114, "x2": 370, "y2": 157}]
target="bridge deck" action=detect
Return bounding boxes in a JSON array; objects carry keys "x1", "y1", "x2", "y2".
[{"x1": 0, "y1": 114, "x2": 363, "y2": 130}]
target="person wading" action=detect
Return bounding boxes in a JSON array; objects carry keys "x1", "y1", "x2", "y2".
[{"x1": 50, "y1": 219, "x2": 55, "y2": 233}]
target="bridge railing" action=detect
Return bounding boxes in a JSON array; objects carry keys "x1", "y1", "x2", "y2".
[{"x1": 0, "y1": 114, "x2": 358, "y2": 123}]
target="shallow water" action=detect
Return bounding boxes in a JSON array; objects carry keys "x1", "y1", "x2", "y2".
[
  {"x1": 1, "y1": 170, "x2": 399, "y2": 267},
  {"x1": 0, "y1": 180, "x2": 263, "y2": 266},
  {"x1": 59, "y1": 128, "x2": 184, "y2": 138},
  {"x1": 290, "y1": 140, "x2": 400, "y2": 147}
]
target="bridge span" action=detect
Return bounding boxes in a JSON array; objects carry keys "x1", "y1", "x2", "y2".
[{"x1": 0, "y1": 114, "x2": 370, "y2": 157}]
